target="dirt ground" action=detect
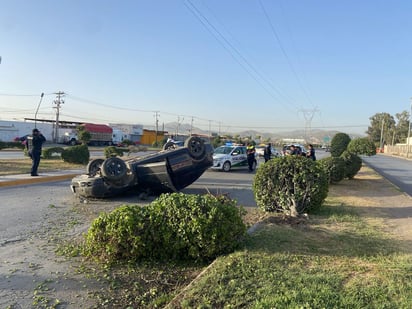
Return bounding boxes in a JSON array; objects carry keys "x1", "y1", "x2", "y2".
[{"x1": 1, "y1": 165, "x2": 411, "y2": 308}]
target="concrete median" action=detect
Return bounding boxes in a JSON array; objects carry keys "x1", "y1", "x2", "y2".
[{"x1": 0, "y1": 170, "x2": 83, "y2": 188}]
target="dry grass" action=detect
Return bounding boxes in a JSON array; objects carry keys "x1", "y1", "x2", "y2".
[{"x1": 0, "y1": 158, "x2": 85, "y2": 176}]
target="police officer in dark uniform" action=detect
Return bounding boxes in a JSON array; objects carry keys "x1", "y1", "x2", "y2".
[
  {"x1": 26, "y1": 128, "x2": 46, "y2": 176},
  {"x1": 246, "y1": 143, "x2": 256, "y2": 172}
]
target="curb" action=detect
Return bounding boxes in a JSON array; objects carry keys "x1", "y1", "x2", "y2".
[{"x1": 0, "y1": 173, "x2": 80, "y2": 188}]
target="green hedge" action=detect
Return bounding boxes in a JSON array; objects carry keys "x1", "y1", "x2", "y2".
[
  {"x1": 42, "y1": 147, "x2": 65, "y2": 159},
  {"x1": 341, "y1": 151, "x2": 362, "y2": 179},
  {"x1": 253, "y1": 156, "x2": 329, "y2": 215},
  {"x1": 84, "y1": 193, "x2": 246, "y2": 264},
  {"x1": 61, "y1": 144, "x2": 90, "y2": 164},
  {"x1": 0, "y1": 141, "x2": 26, "y2": 150},
  {"x1": 318, "y1": 157, "x2": 345, "y2": 184}
]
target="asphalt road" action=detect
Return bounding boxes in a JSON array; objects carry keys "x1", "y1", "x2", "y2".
[{"x1": 362, "y1": 154, "x2": 412, "y2": 197}]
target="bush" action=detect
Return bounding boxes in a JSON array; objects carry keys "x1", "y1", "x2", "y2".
[
  {"x1": 318, "y1": 157, "x2": 345, "y2": 184},
  {"x1": 61, "y1": 144, "x2": 89, "y2": 164},
  {"x1": 149, "y1": 193, "x2": 246, "y2": 261},
  {"x1": 103, "y1": 146, "x2": 128, "y2": 158},
  {"x1": 83, "y1": 193, "x2": 246, "y2": 264},
  {"x1": 84, "y1": 205, "x2": 153, "y2": 264},
  {"x1": 0, "y1": 141, "x2": 25, "y2": 150},
  {"x1": 42, "y1": 147, "x2": 65, "y2": 159},
  {"x1": 347, "y1": 138, "x2": 376, "y2": 156},
  {"x1": 330, "y1": 133, "x2": 351, "y2": 157},
  {"x1": 341, "y1": 151, "x2": 362, "y2": 179},
  {"x1": 253, "y1": 156, "x2": 329, "y2": 215}
]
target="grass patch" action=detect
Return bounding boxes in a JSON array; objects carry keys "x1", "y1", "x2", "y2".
[
  {"x1": 167, "y1": 200, "x2": 412, "y2": 308},
  {"x1": 0, "y1": 158, "x2": 85, "y2": 175}
]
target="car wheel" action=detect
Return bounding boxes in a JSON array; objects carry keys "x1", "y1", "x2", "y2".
[
  {"x1": 185, "y1": 137, "x2": 205, "y2": 159},
  {"x1": 101, "y1": 157, "x2": 128, "y2": 181},
  {"x1": 163, "y1": 141, "x2": 176, "y2": 150},
  {"x1": 222, "y1": 161, "x2": 231, "y2": 172},
  {"x1": 86, "y1": 158, "x2": 104, "y2": 176}
]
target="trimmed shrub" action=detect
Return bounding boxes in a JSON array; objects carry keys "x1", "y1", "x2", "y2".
[
  {"x1": 83, "y1": 193, "x2": 246, "y2": 264},
  {"x1": 149, "y1": 193, "x2": 246, "y2": 261},
  {"x1": 84, "y1": 205, "x2": 153, "y2": 264},
  {"x1": 341, "y1": 151, "x2": 362, "y2": 179},
  {"x1": 330, "y1": 132, "x2": 351, "y2": 157},
  {"x1": 253, "y1": 156, "x2": 329, "y2": 215},
  {"x1": 103, "y1": 146, "x2": 128, "y2": 158},
  {"x1": 0, "y1": 141, "x2": 25, "y2": 150},
  {"x1": 61, "y1": 144, "x2": 89, "y2": 164},
  {"x1": 347, "y1": 138, "x2": 376, "y2": 156},
  {"x1": 42, "y1": 147, "x2": 65, "y2": 159},
  {"x1": 318, "y1": 157, "x2": 345, "y2": 184}
]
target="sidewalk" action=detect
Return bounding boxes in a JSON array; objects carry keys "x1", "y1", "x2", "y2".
[{"x1": 0, "y1": 169, "x2": 83, "y2": 187}]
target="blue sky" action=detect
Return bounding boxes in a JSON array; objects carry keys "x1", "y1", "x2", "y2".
[{"x1": 1, "y1": 0, "x2": 411, "y2": 135}]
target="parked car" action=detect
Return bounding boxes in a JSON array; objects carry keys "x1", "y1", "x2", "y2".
[
  {"x1": 163, "y1": 140, "x2": 184, "y2": 150},
  {"x1": 255, "y1": 144, "x2": 280, "y2": 158},
  {"x1": 282, "y1": 144, "x2": 307, "y2": 156},
  {"x1": 211, "y1": 145, "x2": 257, "y2": 172},
  {"x1": 70, "y1": 137, "x2": 213, "y2": 198}
]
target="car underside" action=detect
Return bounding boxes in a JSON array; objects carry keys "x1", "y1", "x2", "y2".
[{"x1": 71, "y1": 136, "x2": 213, "y2": 198}]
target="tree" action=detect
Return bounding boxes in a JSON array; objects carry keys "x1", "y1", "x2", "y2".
[
  {"x1": 77, "y1": 126, "x2": 91, "y2": 145},
  {"x1": 366, "y1": 113, "x2": 396, "y2": 147},
  {"x1": 347, "y1": 138, "x2": 376, "y2": 156},
  {"x1": 395, "y1": 110, "x2": 410, "y2": 144},
  {"x1": 330, "y1": 132, "x2": 351, "y2": 157}
]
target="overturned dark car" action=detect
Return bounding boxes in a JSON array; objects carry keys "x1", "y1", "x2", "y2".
[{"x1": 70, "y1": 137, "x2": 213, "y2": 198}]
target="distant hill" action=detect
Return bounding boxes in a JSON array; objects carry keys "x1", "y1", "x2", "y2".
[{"x1": 147, "y1": 122, "x2": 365, "y2": 144}]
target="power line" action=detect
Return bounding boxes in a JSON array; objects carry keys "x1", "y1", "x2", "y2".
[
  {"x1": 184, "y1": 0, "x2": 299, "y2": 112},
  {"x1": 258, "y1": 0, "x2": 315, "y2": 108}
]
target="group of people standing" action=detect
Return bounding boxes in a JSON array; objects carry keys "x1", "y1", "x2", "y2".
[{"x1": 246, "y1": 142, "x2": 316, "y2": 172}]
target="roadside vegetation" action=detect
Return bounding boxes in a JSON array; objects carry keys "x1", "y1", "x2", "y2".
[
  {"x1": 3, "y1": 132, "x2": 410, "y2": 307},
  {"x1": 55, "y1": 167, "x2": 411, "y2": 308}
]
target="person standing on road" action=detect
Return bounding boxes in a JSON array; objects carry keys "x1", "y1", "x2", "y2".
[
  {"x1": 263, "y1": 143, "x2": 272, "y2": 163},
  {"x1": 306, "y1": 144, "x2": 316, "y2": 161},
  {"x1": 26, "y1": 128, "x2": 46, "y2": 176},
  {"x1": 246, "y1": 143, "x2": 256, "y2": 172}
]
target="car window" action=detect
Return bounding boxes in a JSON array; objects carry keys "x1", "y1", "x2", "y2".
[{"x1": 214, "y1": 146, "x2": 232, "y2": 155}]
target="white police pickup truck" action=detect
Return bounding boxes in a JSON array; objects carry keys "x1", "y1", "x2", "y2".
[{"x1": 211, "y1": 145, "x2": 257, "y2": 172}]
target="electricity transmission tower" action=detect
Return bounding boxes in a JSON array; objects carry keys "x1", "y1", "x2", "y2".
[{"x1": 299, "y1": 107, "x2": 319, "y2": 143}]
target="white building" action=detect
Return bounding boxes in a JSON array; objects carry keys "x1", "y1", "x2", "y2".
[{"x1": 0, "y1": 120, "x2": 55, "y2": 142}]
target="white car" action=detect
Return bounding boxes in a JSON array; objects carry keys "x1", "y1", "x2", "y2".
[
  {"x1": 255, "y1": 145, "x2": 280, "y2": 158},
  {"x1": 211, "y1": 145, "x2": 257, "y2": 172}
]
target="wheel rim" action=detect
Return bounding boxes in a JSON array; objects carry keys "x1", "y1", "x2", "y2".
[{"x1": 223, "y1": 162, "x2": 231, "y2": 172}]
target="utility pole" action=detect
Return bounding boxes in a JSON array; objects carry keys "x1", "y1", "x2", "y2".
[
  {"x1": 53, "y1": 91, "x2": 65, "y2": 143},
  {"x1": 190, "y1": 117, "x2": 194, "y2": 136},
  {"x1": 407, "y1": 98, "x2": 412, "y2": 158},
  {"x1": 154, "y1": 111, "x2": 160, "y2": 144},
  {"x1": 379, "y1": 113, "x2": 385, "y2": 152}
]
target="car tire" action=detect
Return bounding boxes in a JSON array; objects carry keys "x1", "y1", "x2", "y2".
[
  {"x1": 86, "y1": 158, "x2": 104, "y2": 176},
  {"x1": 163, "y1": 141, "x2": 176, "y2": 150},
  {"x1": 222, "y1": 161, "x2": 231, "y2": 172},
  {"x1": 101, "y1": 157, "x2": 128, "y2": 181},
  {"x1": 185, "y1": 137, "x2": 205, "y2": 159}
]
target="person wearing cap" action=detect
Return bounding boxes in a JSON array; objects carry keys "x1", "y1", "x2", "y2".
[{"x1": 26, "y1": 128, "x2": 46, "y2": 176}]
